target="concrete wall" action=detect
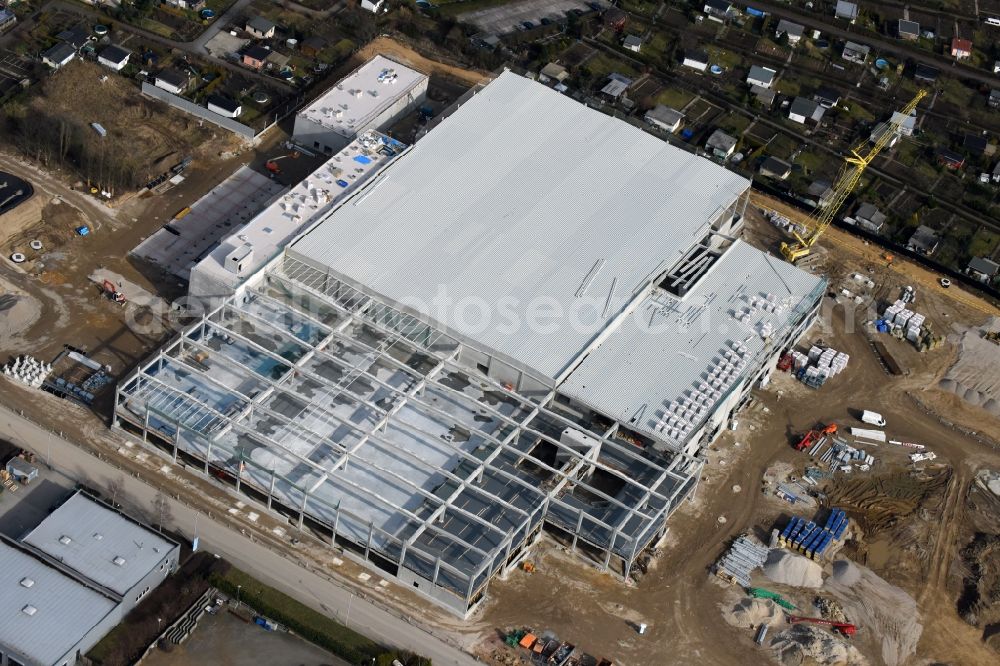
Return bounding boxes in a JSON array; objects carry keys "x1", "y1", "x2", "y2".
[{"x1": 141, "y1": 83, "x2": 262, "y2": 142}]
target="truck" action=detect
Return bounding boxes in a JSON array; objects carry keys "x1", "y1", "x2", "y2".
[{"x1": 860, "y1": 410, "x2": 886, "y2": 427}]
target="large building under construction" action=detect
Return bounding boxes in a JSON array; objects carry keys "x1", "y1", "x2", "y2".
[{"x1": 114, "y1": 70, "x2": 825, "y2": 616}]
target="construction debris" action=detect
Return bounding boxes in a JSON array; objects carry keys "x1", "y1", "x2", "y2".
[{"x1": 714, "y1": 534, "x2": 770, "y2": 587}]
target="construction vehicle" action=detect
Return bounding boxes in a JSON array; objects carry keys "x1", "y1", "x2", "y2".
[
  {"x1": 101, "y1": 279, "x2": 125, "y2": 305},
  {"x1": 264, "y1": 151, "x2": 301, "y2": 175},
  {"x1": 794, "y1": 423, "x2": 838, "y2": 451},
  {"x1": 780, "y1": 89, "x2": 927, "y2": 263},
  {"x1": 786, "y1": 615, "x2": 857, "y2": 637},
  {"x1": 748, "y1": 587, "x2": 797, "y2": 610},
  {"x1": 776, "y1": 353, "x2": 793, "y2": 372}
]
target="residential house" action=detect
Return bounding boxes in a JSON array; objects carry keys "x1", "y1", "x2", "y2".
[
  {"x1": 951, "y1": 37, "x2": 972, "y2": 59},
  {"x1": 788, "y1": 96, "x2": 825, "y2": 124},
  {"x1": 842, "y1": 41, "x2": 870, "y2": 64},
  {"x1": 705, "y1": 129, "x2": 737, "y2": 160},
  {"x1": 242, "y1": 44, "x2": 270, "y2": 70},
  {"x1": 936, "y1": 147, "x2": 965, "y2": 169},
  {"x1": 538, "y1": 62, "x2": 569, "y2": 84},
  {"x1": 750, "y1": 84, "x2": 776, "y2": 107},
  {"x1": 41, "y1": 43, "x2": 76, "y2": 69},
  {"x1": 806, "y1": 179, "x2": 835, "y2": 208},
  {"x1": 98, "y1": 45, "x2": 130, "y2": 72},
  {"x1": 992, "y1": 160, "x2": 1000, "y2": 183},
  {"x1": 813, "y1": 86, "x2": 841, "y2": 108},
  {"x1": 301, "y1": 36, "x2": 327, "y2": 58},
  {"x1": 995, "y1": 60, "x2": 1000, "y2": 74},
  {"x1": 759, "y1": 156, "x2": 792, "y2": 179},
  {"x1": 990, "y1": 89, "x2": 1000, "y2": 109},
  {"x1": 964, "y1": 133, "x2": 989, "y2": 156},
  {"x1": 835, "y1": 0, "x2": 859, "y2": 22},
  {"x1": 361, "y1": 0, "x2": 385, "y2": 11},
  {"x1": 967, "y1": 257, "x2": 1000, "y2": 283},
  {"x1": 854, "y1": 203, "x2": 887, "y2": 233},
  {"x1": 898, "y1": 19, "x2": 919, "y2": 40},
  {"x1": 746, "y1": 65, "x2": 776, "y2": 89},
  {"x1": 246, "y1": 16, "x2": 276, "y2": 39},
  {"x1": 154, "y1": 69, "x2": 188, "y2": 95},
  {"x1": 603, "y1": 7, "x2": 627, "y2": 31},
  {"x1": 775, "y1": 19, "x2": 804, "y2": 45},
  {"x1": 644, "y1": 105, "x2": 684, "y2": 133},
  {"x1": 623, "y1": 35, "x2": 642, "y2": 52},
  {"x1": 890, "y1": 110, "x2": 918, "y2": 136},
  {"x1": 914, "y1": 64, "x2": 939, "y2": 83},
  {"x1": 703, "y1": 0, "x2": 732, "y2": 20},
  {"x1": 0, "y1": 8, "x2": 16, "y2": 35},
  {"x1": 907, "y1": 225, "x2": 941, "y2": 255},
  {"x1": 601, "y1": 73, "x2": 633, "y2": 100},
  {"x1": 207, "y1": 94, "x2": 242, "y2": 118},
  {"x1": 166, "y1": 0, "x2": 205, "y2": 9},
  {"x1": 57, "y1": 26, "x2": 90, "y2": 50},
  {"x1": 682, "y1": 50, "x2": 710, "y2": 72}
]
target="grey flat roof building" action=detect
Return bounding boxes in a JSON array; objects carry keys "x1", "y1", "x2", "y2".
[
  {"x1": 22, "y1": 491, "x2": 177, "y2": 597},
  {"x1": 288, "y1": 70, "x2": 749, "y2": 381},
  {"x1": 115, "y1": 69, "x2": 823, "y2": 618},
  {"x1": 0, "y1": 538, "x2": 117, "y2": 666}
]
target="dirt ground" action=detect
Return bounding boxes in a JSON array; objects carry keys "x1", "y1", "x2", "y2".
[
  {"x1": 353, "y1": 36, "x2": 490, "y2": 87},
  {"x1": 465, "y1": 207, "x2": 1000, "y2": 665}
]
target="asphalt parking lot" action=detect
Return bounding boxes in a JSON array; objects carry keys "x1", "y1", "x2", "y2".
[{"x1": 462, "y1": 0, "x2": 605, "y2": 35}]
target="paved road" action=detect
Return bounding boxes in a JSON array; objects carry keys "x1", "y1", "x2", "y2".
[
  {"x1": 0, "y1": 404, "x2": 478, "y2": 666},
  {"x1": 190, "y1": 0, "x2": 255, "y2": 54}
]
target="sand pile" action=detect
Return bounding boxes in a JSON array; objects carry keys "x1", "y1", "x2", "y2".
[
  {"x1": 825, "y1": 560, "x2": 921, "y2": 666},
  {"x1": 722, "y1": 598, "x2": 784, "y2": 629},
  {"x1": 764, "y1": 549, "x2": 824, "y2": 588},
  {"x1": 0, "y1": 285, "x2": 41, "y2": 349},
  {"x1": 938, "y1": 318, "x2": 1000, "y2": 417},
  {"x1": 770, "y1": 624, "x2": 867, "y2": 665}
]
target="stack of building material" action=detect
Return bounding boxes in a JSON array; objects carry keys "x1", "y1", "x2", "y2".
[
  {"x1": 881, "y1": 300, "x2": 929, "y2": 346},
  {"x1": 715, "y1": 534, "x2": 770, "y2": 587},
  {"x1": 1, "y1": 356, "x2": 52, "y2": 388}
]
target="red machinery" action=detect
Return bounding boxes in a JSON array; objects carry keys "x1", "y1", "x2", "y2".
[
  {"x1": 794, "y1": 423, "x2": 838, "y2": 451},
  {"x1": 787, "y1": 615, "x2": 857, "y2": 637},
  {"x1": 777, "y1": 353, "x2": 793, "y2": 372},
  {"x1": 102, "y1": 279, "x2": 125, "y2": 305}
]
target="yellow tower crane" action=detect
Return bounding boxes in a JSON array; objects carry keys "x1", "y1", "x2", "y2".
[{"x1": 780, "y1": 89, "x2": 928, "y2": 263}]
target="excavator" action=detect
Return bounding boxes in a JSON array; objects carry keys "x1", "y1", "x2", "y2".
[
  {"x1": 793, "y1": 423, "x2": 837, "y2": 451},
  {"x1": 780, "y1": 89, "x2": 927, "y2": 263},
  {"x1": 787, "y1": 615, "x2": 857, "y2": 638}
]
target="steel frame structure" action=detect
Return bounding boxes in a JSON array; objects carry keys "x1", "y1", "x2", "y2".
[{"x1": 114, "y1": 257, "x2": 702, "y2": 616}]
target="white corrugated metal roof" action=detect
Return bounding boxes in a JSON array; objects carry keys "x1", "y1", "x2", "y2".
[
  {"x1": 22, "y1": 492, "x2": 177, "y2": 597},
  {"x1": 560, "y1": 241, "x2": 825, "y2": 441},
  {"x1": 297, "y1": 55, "x2": 427, "y2": 138},
  {"x1": 0, "y1": 539, "x2": 116, "y2": 665},
  {"x1": 289, "y1": 70, "x2": 750, "y2": 379}
]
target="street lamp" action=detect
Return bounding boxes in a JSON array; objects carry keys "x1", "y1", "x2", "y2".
[{"x1": 236, "y1": 584, "x2": 242, "y2": 607}]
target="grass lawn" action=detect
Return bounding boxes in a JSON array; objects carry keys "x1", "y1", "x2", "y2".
[
  {"x1": 209, "y1": 567, "x2": 428, "y2": 665},
  {"x1": 139, "y1": 17, "x2": 176, "y2": 39},
  {"x1": 794, "y1": 149, "x2": 826, "y2": 176},
  {"x1": 585, "y1": 51, "x2": 640, "y2": 81},
  {"x1": 969, "y1": 228, "x2": 1000, "y2": 258},
  {"x1": 767, "y1": 133, "x2": 799, "y2": 160},
  {"x1": 843, "y1": 100, "x2": 875, "y2": 123},
  {"x1": 704, "y1": 46, "x2": 741, "y2": 71},
  {"x1": 714, "y1": 112, "x2": 751, "y2": 136},
  {"x1": 655, "y1": 86, "x2": 696, "y2": 110}
]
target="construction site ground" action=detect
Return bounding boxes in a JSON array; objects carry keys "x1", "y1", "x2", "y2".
[{"x1": 0, "y1": 40, "x2": 999, "y2": 663}]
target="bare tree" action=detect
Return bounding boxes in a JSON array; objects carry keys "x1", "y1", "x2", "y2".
[
  {"x1": 150, "y1": 492, "x2": 174, "y2": 533},
  {"x1": 106, "y1": 475, "x2": 126, "y2": 509}
]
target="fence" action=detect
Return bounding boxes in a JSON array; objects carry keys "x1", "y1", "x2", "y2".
[{"x1": 140, "y1": 83, "x2": 266, "y2": 142}]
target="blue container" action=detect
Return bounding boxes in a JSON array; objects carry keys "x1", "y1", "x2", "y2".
[{"x1": 76, "y1": 226, "x2": 90, "y2": 236}]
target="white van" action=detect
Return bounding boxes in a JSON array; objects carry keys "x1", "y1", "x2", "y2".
[
  {"x1": 861, "y1": 410, "x2": 887, "y2": 427},
  {"x1": 986, "y1": 16, "x2": 1000, "y2": 26}
]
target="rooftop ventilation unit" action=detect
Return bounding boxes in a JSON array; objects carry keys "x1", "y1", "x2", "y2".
[
  {"x1": 59, "y1": 535, "x2": 72, "y2": 545},
  {"x1": 113, "y1": 556, "x2": 127, "y2": 566},
  {"x1": 22, "y1": 605, "x2": 37, "y2": 616},
  {"x1": 20, "y1": 577, "x2": 34, "y2": 588}
]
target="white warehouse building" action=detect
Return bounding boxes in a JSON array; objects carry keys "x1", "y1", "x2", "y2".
[
  {"x1": 292, "y1": 55, "x2": 428, "y2": 154},
  {"x1": 114, "y1": 71, "x2": 824, "y2": 617}
]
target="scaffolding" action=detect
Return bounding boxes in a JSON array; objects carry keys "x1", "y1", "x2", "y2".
[{"x1": 114, "y1": 258, "x2": 702, "y2": 616}]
